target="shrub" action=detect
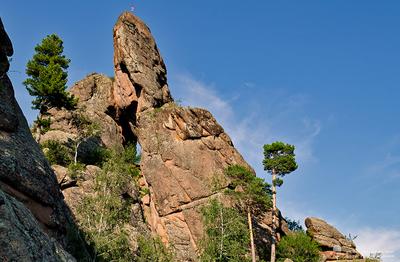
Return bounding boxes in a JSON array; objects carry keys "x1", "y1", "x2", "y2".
[
  {"x1": 77, "y1": 144, "x2": 141, "y2": 261},
  {"x1": 136, "y1": 235, "x2": 174, "y2": 262},
  {"x1": 67, "y1": 162, "x2": 85, "y2": 180},
  {"x1": 276, "y1": 232, "x2": 320, "y2": 262},
  {"x1": 122, "y1": 142, "x2": 141, "y2": 165},
  {"x1": 79, "y1": 146, "x2": 110, "y2": 166},
  {"x1": 200, "y1": 198, "x2": 251, "y2": 262},
  {"x1": 42, "y1": 140, "x2": 72, "y2": 166},
  {"x1": 35, "y1": 117, "x2": 51, "y2": 134}
]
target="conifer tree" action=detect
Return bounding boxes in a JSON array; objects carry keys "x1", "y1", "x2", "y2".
[
  {"x1": 24, "y1": 34, "x2": 76, "y2": 114},
  {"x1": 263, "y1": 141, "x2": 298, "y2": 262}
]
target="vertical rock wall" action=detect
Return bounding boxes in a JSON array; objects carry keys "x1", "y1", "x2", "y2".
[{"x1": 0, "y1": 18, "x2": 89, "y2": 261}]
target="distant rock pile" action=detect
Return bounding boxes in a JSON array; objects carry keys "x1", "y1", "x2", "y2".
[{"x1": 305, "y1": 217, "x2": 363, "y2": 261}]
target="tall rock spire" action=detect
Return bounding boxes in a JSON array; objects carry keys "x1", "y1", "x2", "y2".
[{"x1": 113, "y1": 12, "x2": 172, "y2": 116}]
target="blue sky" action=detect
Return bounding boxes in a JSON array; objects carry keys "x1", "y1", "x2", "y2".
[{"x1": 2, "y1": 1, "x2": 400, "y2": 260}]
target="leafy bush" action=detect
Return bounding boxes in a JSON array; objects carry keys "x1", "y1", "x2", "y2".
[
  {"x1": 276, "y1": 232, "x2": 320, "y2": 262},
  {"x1": 122, "y1": 142, "x2": 141, "y2": 165},
  {"x1": 42, "y1": 140, "x2": 72, "y2": 165},
  {"x1": 136, "y1": 235, "x2": 174, "y2": 262},
  {"x1": 79, "y1": 146, "x2": 110, "y2": 166},
  {"x1": 200, "y1": 198, "x2": 251, "y2": 262},
  {"x1": 67, "y1": 162, "x2": 85, "y2": 180},
  {"x1": 77, "y1": 144, "x2": 141, "y2": 261},
  {"x1": 35, "y1": 117, "x2": 51, "y2": 134}
]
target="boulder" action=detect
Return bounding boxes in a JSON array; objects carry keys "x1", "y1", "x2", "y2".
[{"x1": 305, "y1": 217, "x2": 363, "y2": 261}]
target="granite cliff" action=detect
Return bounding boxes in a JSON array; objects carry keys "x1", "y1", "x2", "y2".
[{"x1": 0, "y1": 18, "x2": 90, "y2": 261}]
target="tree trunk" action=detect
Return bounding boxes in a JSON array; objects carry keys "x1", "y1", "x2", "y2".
[
  {"x1": 248, "y1": 208, "x2": 256, "y2": 262},
  {"x1": 35, "y1": 114, "x2": 42, "y2": 143},
  {"x1": 270, "y1": 169, "x2": 277, "y2": 262},
  {"x1": 74, "y1": 140, "x2": 82, "y2": 164},
  {"x1": 219, "y1": 201, "x2": 224, "y2": 261}
]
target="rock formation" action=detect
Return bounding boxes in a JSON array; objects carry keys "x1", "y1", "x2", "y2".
[
  {"x1": 305, "y1": 217, "x2": 363, "y2": 261},
  {"x1": 0, "y1": 18, "x2": 90, "y2": 261},
  {"x1": 32, "y1": 12, "x2": 288, "y2": 261},
  {"x1": 112, "y1": 12, "x2": 285, "y2": 261}
]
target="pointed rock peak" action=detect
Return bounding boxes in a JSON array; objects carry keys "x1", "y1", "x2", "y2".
[{"x1": 113, "y1": 12, "x2": 172, "y2": 115}]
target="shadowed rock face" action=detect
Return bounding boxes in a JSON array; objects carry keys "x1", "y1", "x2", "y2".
[
  {"x1": 305, "y1": 217, "x2": 363, "y2": 261},
  {"x1": 0, "y1": 18, "x2": 89, "y2": 261}
]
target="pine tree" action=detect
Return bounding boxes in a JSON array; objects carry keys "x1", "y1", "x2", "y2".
[
  {"x1": 263, "y1": 141, "x2": 298, "y2": 262},
  {"x1": 24, "y1": 34, "x2": 76, "y2": 114}
]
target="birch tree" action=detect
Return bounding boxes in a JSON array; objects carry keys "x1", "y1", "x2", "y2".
[{"x1": 225, "y1": 165, "x2": 271, "y2": 262}]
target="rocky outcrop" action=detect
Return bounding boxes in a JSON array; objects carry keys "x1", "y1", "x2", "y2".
[
  {"x1": 113, "y1": 12, "x2": 172, "y2": 115},
  {"x1": 112, "y1": 12, "x2": 284, "y2": 261},
  {"x1": 305, "y1": 217, "x2": 363, "y2": 261},
  {"x1": 37, "y1": 73, "x2": 131, "y2": 148},
  {"x1": 0, "y1": 18, "x2": 89, "y2": 261},
  {"x1": 136, "y1": 105, "x2": 253, "y2": 260},
  {"x1": 31, "y1": 11, "x2": 287, "y2": 261}
]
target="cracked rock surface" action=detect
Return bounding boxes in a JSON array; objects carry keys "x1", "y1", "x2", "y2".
[{"x1": 0, "y1": 18, "x2": 90, "y2": 261}]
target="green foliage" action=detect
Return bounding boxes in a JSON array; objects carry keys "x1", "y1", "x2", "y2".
[
  {"x1": 72, "y1": 112, "x2": 101, "y2": 139},
  {"x1": 285, "y1": 217, "x2": 304, "y2": 232},
  {"x1": 263, "y1": 141, "x2": 298, "y2": 178},
  {"x1": 136, "y1": 235, "x2": 175, "y2": 262},
  {"x1": 35, "y1": 116, "x2": 51, "y2": 134},
  {"x1": 23, "y1": 34, "x2": 76, "y2": 113},
  {"x1": 200, "y1": 198, "x2": 251, "y2": 262},
  {"x1": 122, "y1": 142, "x2": 141, "y2": 165},
  {"x1": 139, "y1": 187, "x2": 150, "y2": 197},
  {"x1": 42, "y1": 140, "x2": 72, "y2": 166},
  {"x1": 276, "y1": 232, "x2": 320, "y2": 262},
  {"x1": 273, "y1": 177, "x2": 284, "y2": 187},
  {"x1": 67, "y1": 162, "x2": 85, "y2": 180},
  {"x1": 80, "y1": 146, "x2": 111, "y2": 166},
  {"x1": 224, "y1": 165, "x2": 272, "y2": 215},
  {"x1": 77, "y1": 145, "x2": 141, "y2": 261}
]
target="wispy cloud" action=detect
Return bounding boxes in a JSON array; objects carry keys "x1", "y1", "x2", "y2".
[
  {"x1": 171, "y1": 73, "x2": 321, "y2": 176},
  {"x1": 354, "y1": 228, "x2": 400, "y2": 262}
]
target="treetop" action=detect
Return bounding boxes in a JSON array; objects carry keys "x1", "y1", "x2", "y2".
[{"x1": 263, "y1": 141, "x2": 298, "y2": 176}]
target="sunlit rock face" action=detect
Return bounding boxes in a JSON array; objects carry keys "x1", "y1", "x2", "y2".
[
  {"x1": 306, "y1": 217, "x2": 364, "y2": 261},
  {"x1": 112, "y1": 12, "x2": 283, "y2": 261}
]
